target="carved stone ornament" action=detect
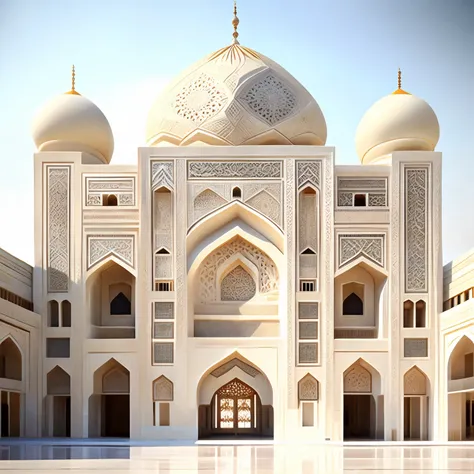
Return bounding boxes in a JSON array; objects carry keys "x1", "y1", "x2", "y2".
[
  {"x1": 88, "y1": 235, "x2": 134, "y2": 270},
  {"x1": 405, "y1": 168, "x2": 428, "y2": 292},
  {"x1": 297, "y1": 161, "x2": 321, "y2": 189},
  {"x1": 188, "y1": 161, "x2": 282, "y2": 179},
  {"x1": 151, "y1": 161, "x2": 174, "y2": 190},
  {"x1": 298, "y1": 374, "x2": 319, "y2": 401},
  {"x1": 344, "y1": 364, "x2": 372, "y2": 393},
  {"x1": 153, "y1": 376, "x2": 173, "y2": 401},
  {"x1": 47, "y1": 166, "x2": 70, "y2": 292},
  {"x1": 404, "y1": 367, "x2": 427, "y2": 395},
  {"x1": 339, "y1": 234, "x2": 384, "y2": 268},
  {"x1": 211, "y1": 358, "x2": 260, "y2": 378}
]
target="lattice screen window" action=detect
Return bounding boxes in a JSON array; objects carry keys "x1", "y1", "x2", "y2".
[
  {"x1": 297, "y1": 303, "x2": 319, "y2": 365},
  {"x1": 152, "y1": 302, "x2": 175, "y2": 364}
]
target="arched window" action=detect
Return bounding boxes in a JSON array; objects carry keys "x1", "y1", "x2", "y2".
[
  {"x1": 48, "y1": 300, "x2": 59, "y2": 327},
  {"x1": 415, "y1": 300, "x2": 426, "y2": 328},
  {"x1": 343, "y1": 293, "x2": 363, "y2": 315},
  {"x1": 61, "y1": 300, "x2": 71, "y2": 327},
  {"x1": 103, "y1": 194, "x2": 118, "y2": 206},
  {"x1": 232, "y1": 187, "x2": 242, "y2": 199},
  {"x1": 354, "y1": 194, "x2": 367, "y2": 207},
  {"x1": 0, "y1": 338, "x2": 22, "y2": 381},
  {"x1": 403, "y1": 300, "x2": 414, "y2": 327},
  {"x1": 110, "y1": 292, "x2": 131, "y2": 315}
]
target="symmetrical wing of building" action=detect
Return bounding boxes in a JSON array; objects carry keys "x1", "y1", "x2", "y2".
[{"x1": 0, "y1": 8, "x2": 473, "y2": 442}]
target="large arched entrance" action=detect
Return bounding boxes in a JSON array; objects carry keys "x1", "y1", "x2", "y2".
[{"x1": 197, "y1": 354, "x2": 273, "y2": 439}]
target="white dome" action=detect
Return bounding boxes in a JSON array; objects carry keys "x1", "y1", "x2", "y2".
[
  {"x1": 355, "y1": 90, "x2": 440, "y2": 165},
  {"x1": 32, "y1": 92, "x2": 114, "y2": 163},
  {"x1": 146, "y1": 43, "x2": 327, "y2": 146}
]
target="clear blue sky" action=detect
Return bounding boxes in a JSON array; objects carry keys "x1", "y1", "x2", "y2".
[{"x1": 0, "y1": 0, "x2": 473, "y2": 265}]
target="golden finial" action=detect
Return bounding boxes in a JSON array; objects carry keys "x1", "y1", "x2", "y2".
[
  {"x1": 392, "y1": 67, "x2": 410, "y2": 95},
  {"x1": 65, "y1": 64, "x2": 81, "y2": 95},
  {"x1": 232, "y1": 1, "x2": 240, "y2": 44}
]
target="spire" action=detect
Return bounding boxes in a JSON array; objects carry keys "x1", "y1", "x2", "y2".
[
  {"x1": 65, "y1": 64, "x2": 81, "y2": 95},
  {"x1": 392, "y1": 67, "x2": 410, "y2": 95},
  {"x1": 232, "y1": 1, "x2": 240, "y2": 44}
]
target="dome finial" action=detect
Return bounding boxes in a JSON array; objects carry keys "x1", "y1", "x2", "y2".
[
  {"x1": 232, "y1": 1, "x2": 240, "y2": 44},
  {"x1": 392, "y1": 67, "x2": 410, "y2": 95},
  {"x1": 65, "y1": 64, "x2": 81, "y2": 95}
]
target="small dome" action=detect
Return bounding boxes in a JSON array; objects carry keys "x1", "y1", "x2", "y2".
[
  {"x1": 32, "y1": 88, "x2": 114, "y2": 164},
  {"x1": 356, "y1": 84, "x2": 440, "y2": 165},
  {"x1": 146, "y1": 43, "x2": 327, "y2": 147}
]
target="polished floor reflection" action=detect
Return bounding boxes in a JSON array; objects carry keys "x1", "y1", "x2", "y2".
[{"x1": 0, "y1": 443, "x2": 474, "y2": 472}]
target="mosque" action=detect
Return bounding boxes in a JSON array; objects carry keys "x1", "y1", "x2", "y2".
[{"x1": 0, "y1": 5, "x2": 473, "y2": 442}]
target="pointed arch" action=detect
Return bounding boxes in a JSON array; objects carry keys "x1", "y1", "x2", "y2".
[
  {"x1": 92, "y1": 358, "x2": 130, "y2": 394},
  {"x1": 0, "y1": 336, "x2": 22, "y2": 381},
  {"x1": 298, "y1": 374, "x2": 319, "y2": 401},
  {"x1": 86, "y1": 253, "x2": 136, "y2": 279},
  {"x1": 404, "y1": 366, "x2": 428, "y2": 395},
  {"x1": 448, "y1": 335, "x2": 474, "y2": 380},
  {"x1": 153, "y1": 375, "x2": 173, "y2": 401},
  {"x1": 47, "y1": 365, "x2": 71, "y2": 395}
]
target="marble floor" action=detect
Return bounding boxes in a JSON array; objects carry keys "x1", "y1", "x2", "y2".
[{"x1": 0, "y1": 443, "x2": 474, "y2": 472}]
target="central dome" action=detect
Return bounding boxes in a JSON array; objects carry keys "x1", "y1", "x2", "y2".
[{"x1": 146, "y1": 43, "x2": 327, "y2": 146}]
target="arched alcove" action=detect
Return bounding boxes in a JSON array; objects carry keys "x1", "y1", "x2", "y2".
[
  {"x1": 86, "y1": 260, "x2": 135, "y2": 339},
  {"x1": 46, "y1": 366, "x2": 71, "y2": 437},
  {"x1": 89, "y1": 359, "x2": 130, "y2": 438},
  {"x1": 343, "y1": 359, "x2": 383, "y2": 440},
  {"x1": 0, "y1": 337, "x2": 22, "y2": 381},
  {"x1": 403, "y1": 366, "x2": 429, "y2": 440}
]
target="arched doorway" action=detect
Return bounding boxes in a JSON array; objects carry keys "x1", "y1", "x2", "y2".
[
  {"x1": 89, "y1": 359, "x2": 130, "y2": 438},
  {"x1": 197, "y1": 354, "x2": 273, "y2": 439},
  {"x1": 343, "y1": 359, "x2": 383, "y2": 440},
  {"x1": 403, "y1": 366, "x2": 429, "y2": 440},
  {"x1": 46, "y1": 366, "x2": 71, "y2": 437}
]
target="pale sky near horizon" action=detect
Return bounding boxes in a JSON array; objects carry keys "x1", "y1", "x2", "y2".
[{"x1": 0, "y1": 0, "x2": 473, "y2": 266}]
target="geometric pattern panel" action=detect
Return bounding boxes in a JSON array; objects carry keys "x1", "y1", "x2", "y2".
[
  {"x1": 404, "y1": 338, "x2": 428, "y2": 358},
  {"x1": 153, "y1": 322, "x2": 174, "y2": 339},
  {"x1": 217, "y1": 378, "x2": 255, "y2": 398},
  {"x1": 154, "y1": 190, "x2": 173, "y2": 253},
  {"x1": 153, "y1": 342, "x2": 174, "y2": 364},
  {"x1": 298, "y1": 374, "x2": 319, "y2": 401},
  {"x1": 211, "y1": 358, "x2": 260, "y2": 378},
  {"x1": 188, "y1": 161, "x2": 282, "y2": 179},
  {"x1": 154, "y1": 302, "x2": 174, "y2": 320},
  {"x1": 220, "y1": 265, "x2": 256, "y2": 301},
  {"x1": 151, "y1": 161, "x2": 174, "y2": 190},
  {"x1": 297, "y1": 161, "x2": 321, "y2": 189},
  {"x1": 339, "y1": 234, "x2": 384, "y2": 268},
  {"x1": 155, "y1": 254, "x2": 173, "y2": 279},
  {"x1": 405, "y1": 168, "x2": 428, "y2": 292},
  {"x1": 404, "y1": 366, "x2": 427, "y2": 395},
  {"x1": 88, "y1": 235, "x2": 134, "y2": 270},
  {"x1": 86, "y1": 177, "x2": 135, "y2": 206},
  {"x1": 299, "y1": 321, "x2": 318, "y2": 339},
  {"x1": 153, "y1": 375, "x2": 173, "y2": 401},
  {"x1": 298, "y1": 343, "x2": 318, "y2": 364},
  {"x1": 344, "y1": 363, "x2": 372, "y2": 393},
  {"x1": 47, "y1": 167, "x2": 70, "y2": 292},
  {"x1": 238, "y1": 73, "x2": 297, "y2": 126},
  {"x1": 198, "y1": 237, "x2": 278, "y2": 303},
  {"x1": 299, "y1": 303, "x2": 319, "y2": 320}
]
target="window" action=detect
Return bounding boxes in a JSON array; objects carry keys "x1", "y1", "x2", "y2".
[
  {"x1": 48, "y1": 300, "x2": 59, "y2": 327},
  {"x1": 61, "y1": 301, "x2": 71, "y2": 327},
  {"x1": 354, "y1": 194, "x2": 367, "y2": 207},
  {"x1": 110, "y1": 292, "x2": 131, "y2": 315},
  {"x1": 415, "y1": 300, "x2": 426, "y2": 328},
  {"x1": 300, "y1": 280, "x2": 315, "y2": 292},
  {"x1": 403, "y1": 300, "x2": 414, "y2": 328},
  {"x1": 465, "y1": 353, "x2": 474, "y2": 378},
  {"x1": 103, "y1": 194, "x2": 118, "y2": 206},
  {"x1": 152, "y1": 303, "x2": 175, "y2": 364},
  {"x1": 232, "y1": 187, "x2": 242, "y2": 199},
  {"x1": 297, "y1": 303, "x2": 319, "y2": 365},
  {"x1": 155, "y1": 281, "x2": 173, "y2": 292},
  {"x1": 343, "y1": 293, "x2": 363, "y2": 315}
]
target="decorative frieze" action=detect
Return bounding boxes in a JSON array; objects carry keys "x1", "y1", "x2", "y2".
[
  {"x1": 87, "y1": 235, "x2": 134, "y2": 270},
  {"x1": 188, "y1": 161, "x2": 282, "y2": 179},
  {"x1": 85, "y1": 177, "x2": 136, "y2": 207},
  {"x1": 337, "y1": 177, "x2": 387, "y2": 207},
  {"x1": 338, "y1": 234, "x2": 385, "y2": 268},
  {"x1": 405, "y1": 168, "x2": 428, "y2": 292},
  {"x1": 47, "y1": 166, "x2": 70, "y2": 292}
]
